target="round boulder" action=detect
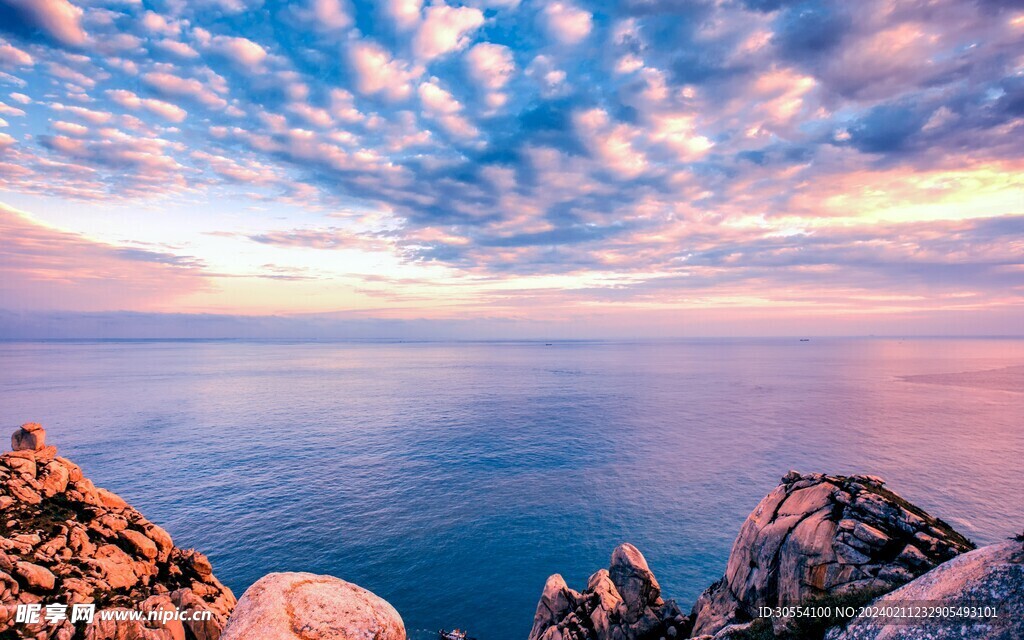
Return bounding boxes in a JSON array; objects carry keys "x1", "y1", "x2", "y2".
[{"x1": 221, "y1": 572, "x2": 406, "y2": 640}]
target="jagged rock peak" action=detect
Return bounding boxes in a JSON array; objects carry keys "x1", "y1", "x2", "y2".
[
  {"x1": 528, "y1": 543, "x2": 687, "y2": 640},
  {"x1": 0, "y1": 423, "x2": 236, "y2": 640},
  {"x1": 689, "y1": 471, "x2": 975, "y2": 637}
]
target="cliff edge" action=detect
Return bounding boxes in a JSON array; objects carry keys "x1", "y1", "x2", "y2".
[{"x1": 0, "y1": 423, "x2": 236, "y2": 640}]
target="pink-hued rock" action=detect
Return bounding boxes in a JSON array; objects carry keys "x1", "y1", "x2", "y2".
[
  {"x1": 14, "y1": 561, "x2": 55, "y2": 591},
  {"x1": 221, "y1": 572, "x2": 406, "y2": 640},
  {"x1": 689, "y1": 472, "x2": 975, "y2": 637},
  {"x1": 830, "y1": 540, "x2": 1024, "y2": 640},
  {"x1": 0, "y1": 424, "x2": 236, "y2": 640},
  {"x1": 11, "y1": 423, "x2": 44, "y2": 452},
  {"x1": 527, "y1": 543, "x2": 686, "y2": 640}
]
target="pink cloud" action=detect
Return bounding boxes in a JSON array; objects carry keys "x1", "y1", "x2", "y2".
[
  {"x1": 138, "y1": 10, "x2": 179, "y2": 36},
  {"x1": 295, "y1": 0, "x2": 353, "y2": 32},
  {"x1": 1, "y1": 0, "x2": 87, "y2": 47},
  {"x1": 418, "y1": 78, "x2": 479, "y2": 139},
  {"x1": 0, "y1": 203, "x2": 209, "y2": 311},
  {"x1": 465, "y1": 42, "x2": 515, "y2": 90},
  {"x1": 194, "y1": 29, "x2": 268, "y2": 66},
  {"x1": 287, "y1": 102, "x2": 333, "y2": 128},
  {"x1": 153, "y1": 39, "x2": 199, "y2": 59},
  {"x1": 540, "y1": 2, "x2": 592, "y2": 45},
  {"x1": 191, "y1": 150, "x2": 277, "y2": 184},
  {"x1": 51, "y1": 120, "x2": 88, "y2": 135},
  {"x1": 0, "y1": 41, "x2": 33, "y2": 67},
  {"x1": 143, "y1": 71, "x2": 229, "y2": 110},
  {"x1": 413, "y1": 4, "x2": 484, "y2": 60},
  {"x1": 383, "y1": 0, "x2": 422, "y2": 31},
  {"x1": 48, "y1": 103, "x2": 113, "y2": 124},
  {"x1": 348, "y1": 40, "x2": 421, "y2": 100},
  {"x1": 107, "y1": 89, "x2": 188, "y2": 123}
]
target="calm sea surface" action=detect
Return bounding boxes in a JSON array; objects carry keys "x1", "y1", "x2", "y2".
[{"x1": 0, "y1": 338, "x2": 1021, "y2": 639}]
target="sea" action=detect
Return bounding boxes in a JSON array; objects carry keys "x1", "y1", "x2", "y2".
[{"x1": 0, "y1": 338, "x2": 1021, "y2": 639}]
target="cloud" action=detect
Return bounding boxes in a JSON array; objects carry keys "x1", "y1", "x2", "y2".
[
  {"x1": 418, "y1": 77, "x2": 479, "y2": 139},
  {"x1": 192, "y1": 150, "x2": 277, "y2": 184},
  {"x1": 200, "y1": 32, "x2": 268, "y2": 66},
  {"x1": 846, "y1": 104, "x2": 927, "y2": 154},
  {"x1": 52, "y1": 120, "x2": 88, "y2": 135},
  {"x1": 48, "y1": 103, "x2": 113, "y2": 124},
  {"x1": 349, "y1": 40, "x2": 421, "y2": 100},
  {"x1": 573, "y1": 108, "x2": 648, "y2": 178},
  {"x1": 0, "y1": 40, "x2": 33, "y2": 66},
  {"x1": 309, "y1": 0, "x2": 353, "y2": 31},
  {"x1": 465, "y1": 42, "x2": 515, "y2": 90},
  {"x1": 540, "y1": 2, "x2": 592, "y2": 45},
  {"x1": 413, "y1": 3, "x2": 485, "y2": 60},
  {"x1": 153, "y1": 38, "x2": 199, "y2": 58},
  {"x1": 107, "y1": 89, "x2": 188, "y2": 123},
  {"x1": 0, "y1": 0, "x2": 1021, "y2": 334},
  {"x1": 0, "y1": 203, "x2": 208, "y2": 310},
  {"x1": 290, "y1": 0, "x2": 353, "y2": 34},
  {"x1": 287, "y1": 102, "x2": 333, "y2": 128},
  {"x1": 524, "y1": 55, "x2": 567, "y2": 97},
  {"x1": 384, "y1": 0, "x2": 422, "y2": 30},
  {"x1": 138, "y1": 10, "x2": 178, "y2": 37},
  {"x1": 0, "y1": 101, "x2": 24, "y2": 117},
  {"x1": 648, "y1": 113, "x2": 713, "y2": 160},
  {"x1": 0, "y1": 0, "x2": 86, "y2": 47},
  {"x1": 243, "y1": 226, "x2": 391, "y2": 251},
  {"x1": 143, "y1": 71, "x2": 229, "y2": 110}
]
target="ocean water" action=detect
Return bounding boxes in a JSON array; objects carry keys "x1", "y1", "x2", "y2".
[{"x1": 0, "y1": 338, "x2": 1022, "y2": 639}]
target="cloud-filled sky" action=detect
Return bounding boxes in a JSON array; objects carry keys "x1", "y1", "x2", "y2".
[{"x1": 0, "y1": 0, "x2": 1022, "y2": 337}]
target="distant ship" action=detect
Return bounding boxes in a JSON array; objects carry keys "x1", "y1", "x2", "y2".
[
  {"x1": 439, "y1": 630, "x2": 476, "y2": 640},
  {"x1": 800, "y1": 338, "x2": 810, "y2": 341}
]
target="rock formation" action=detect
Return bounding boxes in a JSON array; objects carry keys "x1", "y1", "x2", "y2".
[
  {"x1": 828, "y1": 538, "x2": 1024, "y2": 640},
  {"x1": 5, "y1": 423, "x2": 1016, "y2": 640},
  {"x1": 0, "y1": 423, "x2": 236, "y2": 640},
  {"x1": 527, "y1": 543, "x2": 687, "y2": 640},
  {"x1": 220, "y1": 572, "x2": 406, "y2": 640},
  {"x1": 689, "y1": 472, "x2": 974, "y2": 638}
]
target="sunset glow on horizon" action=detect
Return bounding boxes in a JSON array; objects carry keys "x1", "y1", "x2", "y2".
[{"x1": 1, "y1": 0, "x2": 1022, "y2": 337}]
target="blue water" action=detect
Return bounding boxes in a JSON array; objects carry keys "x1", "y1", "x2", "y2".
[{"x1": 0, "y1": 338, "x2": 1022, "y2": 639}]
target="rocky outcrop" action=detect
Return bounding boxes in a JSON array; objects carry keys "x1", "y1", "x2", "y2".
[
  {"x1": 5, "y1": 422, "x2": 1012, "y2": 640},
  {"x1": 828, "y1": 539, "x2": 1024, "y2": 640},
  {"x1": 0, "y1": 423, "x2": 236, "y2": 640},
  {"x1": 689, "y1": 472, "x2": 974, "y2": 637},
  {"x1": 527, "y1": 543, "x2": 687, "y2": 640},
  {"x1": 220, "y1": 572, "x2": 406, "y2": 640}
]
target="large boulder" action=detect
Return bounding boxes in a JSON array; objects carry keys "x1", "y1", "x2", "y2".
[
  {"x1": 527, "y1": 543, "x2": 687, "y2": 640},
  {"x1": 828, "y1": 539, "x2": 1023, "y2": 640},
  {"x1": 220, "y1": 572, "x2": 406, "y2": 640},
  {"x1": 11, "y1": 423, "x2": 45, "y2": 452},
  {"x1": 690, "y1": 472, "x2": 974, "y2": 637},
  {"x1": 0, "y1": 424, "x2": 236, "y2": 639}
]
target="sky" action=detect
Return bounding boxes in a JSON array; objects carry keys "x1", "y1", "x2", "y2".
[{"x1": 0, "y1": 0, "x2": 1022, "y2": 338}]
